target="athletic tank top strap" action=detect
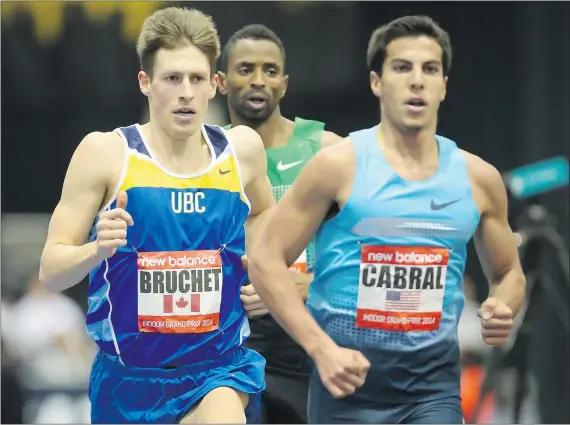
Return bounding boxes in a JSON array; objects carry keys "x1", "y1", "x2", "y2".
[
  {"x1": 435, "y1": 135, "x2": 470, "y2": 183},
  {"x1": 118, "y1": 125, "x2": 150, "y2": 157},
  {"x1": 347, "y1": 125, "x2": 380, "y2": 190},
  {"x1": 289, "y1": 117, "x2": 325, "y2": 147},
  {"x1": 203, "y1": 125, "x2": 230, "y2": 159},
  {"x1": 117, "y1": 124, "x2": 229, "y2": 161},
  {"x1": 348, "y1": 125, "x2": 462, "y2": 190}
]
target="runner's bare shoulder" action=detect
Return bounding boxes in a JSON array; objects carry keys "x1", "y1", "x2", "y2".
[
  {"x1": 223, "y1": 125, "x2": 265, "y2": 184},
  {"x1": 76, "y1": 130, "x2": 125, "y2": 168},
  {"x1": 71, "y1": 130, "x2": 127, "y2": 200},
  {"x1": 225, "y1": 125, "x2": 264, "y2": 158},
  {"x1": 459, "y1": 149, "x2": 504, "y2": 213},
  {"x1": 313, "y1": 137, "x2": 355, "y2": 191},
  {"x1": 460, "y1": 150, "x2": 502, "y2": 189}
]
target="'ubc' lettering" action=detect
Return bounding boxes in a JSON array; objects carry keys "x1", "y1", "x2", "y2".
[{"x1": 171, "y1": 191, "x2": 206, "y2": 214}]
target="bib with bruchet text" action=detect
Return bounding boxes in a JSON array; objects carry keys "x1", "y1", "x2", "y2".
[{"x1": 137, "y1": 250, "x2": 223, "y2": 334}]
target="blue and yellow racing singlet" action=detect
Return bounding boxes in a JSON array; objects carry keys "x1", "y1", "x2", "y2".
[{"x1": 86, "y1": 124, "x2": 251, "y2": 368}]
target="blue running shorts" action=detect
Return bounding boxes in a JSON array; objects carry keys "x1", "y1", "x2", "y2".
[
  {"x1": 308, "y1": 371, "x2": 464, "y2": 424},
  {"x1": 89, "y1": 346, "x2": 266, "y2": 424}
]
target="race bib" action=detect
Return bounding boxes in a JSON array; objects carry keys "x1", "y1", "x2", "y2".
[
  {"x1": 356, "y1": 245, "x2": 449, "y2": 332},
  {"x1": 290, "y1": 249, "x2": 307, "y2": 273},
  {"x1": 137, "y1": 250, "x2": 223, "y2": 334}
]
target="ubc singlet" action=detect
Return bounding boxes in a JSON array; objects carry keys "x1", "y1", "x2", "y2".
[
  {"x1": 307, "y1": 125, "x2": 480, "y2": 402},
  {"x1": 225, "y1": 117, "x2": 324, "y2": 376},
  {"x1": 86, "y1": 124, "x2": 251, "y2": 368}
]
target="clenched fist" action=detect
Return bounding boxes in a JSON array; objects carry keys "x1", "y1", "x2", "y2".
[
  {"x1": 240, "y1": 283, "x2": 269, "y2": 317},
  {"x1": 240, "y1": 256, "x2": 269, "y2": 317},
  {"x1": 313, "y1": 344, "x2": 371, "y2": 399},
  {"x1": 478, "y1": 297, "x2": 514, "y2": 346},
  {"x1": 96, "y1": 191, "x2": 134, "y2": 258}
]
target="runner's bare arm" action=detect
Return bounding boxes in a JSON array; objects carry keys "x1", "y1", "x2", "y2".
[
  {"x1": 229, "y1": 126, "x2": 276, "y2": 255},
  {"x1": 293, "y1": 130, "x2": 344, "y2": 299},
  {"x1": 39, "y1": 132, "x2": 123, "y2": 292},
  {"x1": 248, "y1": 142, "x2": 351, "y2": 356},
  {"x1": 469, "y1": 155, "x2": 526, "y2": 317}
]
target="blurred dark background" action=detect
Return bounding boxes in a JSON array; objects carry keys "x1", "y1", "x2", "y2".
[{"x1": 1, "y1": 1, "x2": 568, "y2": 423}]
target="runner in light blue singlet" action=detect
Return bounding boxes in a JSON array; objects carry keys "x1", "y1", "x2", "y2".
[
  {"x1": 306, "y1": 126, "x2": 477, "y2": 423},
  {"x1": 247, "y1": 15, "x2": 525, "y2": 425}
]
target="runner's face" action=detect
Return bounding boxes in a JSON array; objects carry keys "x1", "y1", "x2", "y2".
[
  {"x1": 372, "y1": 35, "x2": 447, "y2": 133},
  {"x1": 139, "y1": 45, "x2": 217, "y2": 138},
  {"x1": 219, "y1": 39, "x2": 288, "y2": 123}
]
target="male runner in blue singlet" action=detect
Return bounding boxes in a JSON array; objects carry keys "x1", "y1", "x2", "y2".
[
  {"x1": 248, "y1": 15, "x2": 526, "y2": 424},
  {"x1": 39, "y1": 7, "x2": 275, "y2": 424},
  {"x1": 218, "y1": 24, "x2": 342, "y2": 424}
]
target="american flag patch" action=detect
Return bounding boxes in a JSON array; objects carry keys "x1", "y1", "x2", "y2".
[{"x1": 385, "y1": 290, "x2": 421, "y2": 310}]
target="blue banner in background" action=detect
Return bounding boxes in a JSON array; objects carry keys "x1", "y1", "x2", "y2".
[{"x1": 505, "y1": 156, "x2": 569, "y2": 199}]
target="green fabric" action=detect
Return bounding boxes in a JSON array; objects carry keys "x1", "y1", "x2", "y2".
[{"x1": 224, "y1": 118, "x2": 325, "y2": 271}]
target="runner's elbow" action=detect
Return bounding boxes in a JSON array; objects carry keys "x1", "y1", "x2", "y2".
[
  {"x1": 248, "y1": 257, "x2": 266, "y2": 281},
  {"x1": 38, "y1": 254, "x2": 70, "y2": 293},
  {"x1": 39, "y1": 253, "x2": 55, "y2": 290},
  {"x1": 248, "y1": 240, "x2": 273, "y2": 267},
  {"x1": 38, "y1": 268, "x2": 60, "y2": 293},
  {"x1": 248, "y1": 254, "x2": 279, "y2": 284}
]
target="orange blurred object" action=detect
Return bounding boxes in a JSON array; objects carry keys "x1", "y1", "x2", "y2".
[{"x1": 461, "y1": 365, "x2": 495, "y2": 423}]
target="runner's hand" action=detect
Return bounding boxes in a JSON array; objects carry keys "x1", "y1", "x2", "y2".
[
  {"x1": 240, "y1": 283, "x2": 269, "y2": 317},
  {"x1": 96, "y1": 191, "x2": 134, "y2": 259},
  {"x1": 240, "y1": 256, "x2": 269, "y2": 317},
  {"x1": 312, "y1": 343, "x2": 370, "y2": 398},
  {"x1": 478, "y1": 297, "x2": 513, "y2": 346}
]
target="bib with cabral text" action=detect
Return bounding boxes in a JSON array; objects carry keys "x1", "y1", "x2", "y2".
[{"x1": 356, "y1": 245, "x2": 449, "y2": 332}]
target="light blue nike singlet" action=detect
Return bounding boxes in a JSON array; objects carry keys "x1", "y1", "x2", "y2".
[{"x1": 307, "y1": 125, "x2": 480, "y2": 403}]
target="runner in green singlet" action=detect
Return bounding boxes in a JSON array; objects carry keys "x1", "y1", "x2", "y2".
[{"x1": 218, "y1": 24, "x2": 342, "y2": 424}]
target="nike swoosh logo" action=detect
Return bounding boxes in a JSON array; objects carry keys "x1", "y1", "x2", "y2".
[
  {"x1": 219, "y1": 169, "x2": 232, "y2": 175},
  {"x1": 277, "y1": 160, "x2": 303, "y2": 171},
  {"x1": 430, "y1": 199, "x2": 461, "y2": 210}
]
